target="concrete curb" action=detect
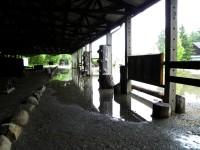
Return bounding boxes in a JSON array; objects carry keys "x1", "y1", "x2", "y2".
[
  {"x1": 11, "y1": 110, "x2": 29, "y2": 127},
  {"x1": 0, "y1": 135, "x2": 11, "y2": 150},
  {"x1": 26, "y1": 96, "x2": 39, "y2": 106},
  {"x1": 0, "y1": 85, "x2": 46, "y2": 150}
]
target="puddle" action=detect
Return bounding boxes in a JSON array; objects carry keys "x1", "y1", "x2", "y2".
[
  {"x1": 57, "y1": 69, "x2": 200, "y2": 123},
  {"x1": 130, "y1": 97, "x2": 152, "y2": 122},
  {"x1": 175, "y1": 134, "x2": 200, "y2": 149},
  {"x1": 91, "y1": 76, "x2": 151, "y2": 122},
  {"x1": 52, "y1": 69, "x2": 72, "y2": 81}
]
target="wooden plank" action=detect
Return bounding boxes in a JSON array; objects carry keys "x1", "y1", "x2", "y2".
[
  {"x1": 132, "y1": 85, "x2": 164, "y2": 99},
  {"x1": 128, "y1": 54, "x2": 163, "y2": 86},
  {"x1": 169, "y1": 61, "x2": 200, "y2": 69},
  {"x1": 169, "y1": 76, "x2": 200, "y2": 87}
]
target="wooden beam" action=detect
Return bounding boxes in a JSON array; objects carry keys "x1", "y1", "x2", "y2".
[
  {"x1": 132, "y1": 85, "x2": 164, "y2": 99},
  {"x1": 169, "y1": 61, "x2": 200, "y2": 69},
  {"x1": 70, "y1": 8, "x2": 126, "y2": 15},
  {"x1": 170, "y1": 76, "x2": 200, "y2": 87}
]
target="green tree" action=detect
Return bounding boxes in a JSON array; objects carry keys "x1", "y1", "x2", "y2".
[
  {"x1": 179, "y1": 26, "x2": 193, "y2": 60},
  {"x1": 157, "y1": 26, "x2": 195, "y2": 61},
  {"x1": 60, "y1": 54, "x2": 72, "y2": 65},
  {"x1": 177, "y1": 38, "x2": 184, "y2": 61},
  {"x1": 157, "y1": 30, "x2": 184, "y2": 60},
  {"x1": 29, "y1": 54, "x2": 46, "y2": 66},
  {"x1": 45, "y1": 55, "x2": 61, "y2": 64},
  {"x1": 190, "y1": 30, "x2": 200, "y2": 42},
  {"x1": 28, "y1": 54, "x2": 72, "y2": 66}
]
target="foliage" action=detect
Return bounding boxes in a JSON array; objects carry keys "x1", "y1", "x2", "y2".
[
  {"x1": 190, "y1": 30, "x2": 200, "y2": 42},
  {"x1": 45, "y1": 55, "x2": 61, "y2": 64},
  {"x1": 91, "y1": 58, "x2": 99, "y2": 67},
  {"x1": 52, "y1": 69, "x2": 72, "y2": 81},
  {"x1": 157, "y1": 26, "x2": 199, "y2": 61},
  {"x1": 28, "y1": 54, "x2": 71, "y2": 66},
  {"x1": 177, "y1": 38, "x2": 184, "y2": 61},
  {"x1": 60, "y1": 54, "x2": 72, "y2": 65},
  {"x1": 29, "y1": 54, "x2": 46, "y2": 65},
  {"x1": 179, "y1": 26, "x2": 193, "y2": 61}
]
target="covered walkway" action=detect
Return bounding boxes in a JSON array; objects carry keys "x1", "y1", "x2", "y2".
[
  {"x1": 0, "y1": 0, "x2": 200, "y2": 149},
  {"x1": 12, "y1": 69, "x2": 200, "y2": 150}
]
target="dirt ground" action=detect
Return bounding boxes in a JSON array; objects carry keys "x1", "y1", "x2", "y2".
[{"x1": 11, "y1": 69, "x2": 200, "y2": 150}]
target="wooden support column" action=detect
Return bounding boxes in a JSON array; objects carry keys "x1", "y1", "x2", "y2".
[
  {"x1": 89, "y1": 43, "x2": 93, "y2": 76},
  {"x1": 106, "y1": 33, "x2": 112, "y2": 75},
  {"x1": 77, "y1": 50, "x2": 79, "y2": 70},
  {"x1": 98, "y1": 33, "x2": 114, "y2": 89},
  {"x1": 164, "y1": 0, "x2": 177, "y2": 113},
  {"x1": 124, "y1": 16, "x2": 132, "y2": 94}
]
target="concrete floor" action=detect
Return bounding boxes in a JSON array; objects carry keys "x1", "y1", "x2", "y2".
[{"x1": 12, "y1": 69, "x2": 200, "y2": 150}]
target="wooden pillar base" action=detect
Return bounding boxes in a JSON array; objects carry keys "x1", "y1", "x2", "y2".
[
  {"x1": 152, "y1": 102, "x2": 171, "y2": 119},
  {"x1": 98, "y1": 75, "x2": 114, "y2": 89}
]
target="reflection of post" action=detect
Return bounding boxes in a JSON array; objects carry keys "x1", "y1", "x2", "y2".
[
  {"x1": 83, "y1": 78, "x2": 93, "y2": 106},
  {"x1": 99, "y1": 89, "x2": 114, "y2": 115},
  {"x1": 120, "y1": 95, "x2": 131, "y2": 119},
  {"x1": 83, "y1": 51, "x2": 90, "y2": 75}
]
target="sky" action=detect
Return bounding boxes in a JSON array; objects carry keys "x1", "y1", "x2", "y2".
[{"x1": 91, "y1": 0, "x2": 200, "y2": 62}]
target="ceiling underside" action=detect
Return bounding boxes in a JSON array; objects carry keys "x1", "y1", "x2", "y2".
[{"x1": 0, "y1": 0, "x2": 160, "y2": 55}]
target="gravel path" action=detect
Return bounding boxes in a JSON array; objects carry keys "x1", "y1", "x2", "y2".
[
  {"x1": 12, "y1": 87, "x2": 182, "y2": 150},
  {"x1": 0, "y1": 70, "x2": 48, "y2": 124},
  {"x1": 11, "y1": 70, "x2": 200, "y2": 150}
]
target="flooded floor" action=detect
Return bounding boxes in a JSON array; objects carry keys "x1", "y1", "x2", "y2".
[{"x1": 12, "y1": 68, "x2": 200, "y2": 150}]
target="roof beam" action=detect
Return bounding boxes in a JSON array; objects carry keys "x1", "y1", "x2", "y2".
[{"x1": 70, "y1": 8, "x2": 126, "y2": 15}]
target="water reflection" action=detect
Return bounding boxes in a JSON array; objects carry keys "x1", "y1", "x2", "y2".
[
  {"x1": 52, "y1": 68, "x2": 72, "y2": 81},
  {"x1": 99, "y1": 89, "x2": 113, "y2": 116},
  {"x1": 175, "y1": 134, "x2": 200, "y2": 149},
  {"x1": 177, "y1": 70, "x2": 200, "y2": 104},
  {"x1": 177, "y1": 84, "x2": 200, "y2": 103},
  {"x1": 71, "y1": 69, "x2": 152, "y2": 122}
]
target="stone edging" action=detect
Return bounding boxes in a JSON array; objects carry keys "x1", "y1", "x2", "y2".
[{"x1": 0, "y1": 85, "x2": 46, "y2": 150}]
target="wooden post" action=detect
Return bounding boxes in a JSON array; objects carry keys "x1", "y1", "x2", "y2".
[
  {"x1": 106, "y1": 32, "x2": 112, "y2": 75},
  {"x1": 164, "y1": 0, "x2": 177, "y2": 113},
  {"x1": 89, "y1": 43, "x2": 93, "y2": 76},
  {"x1": 124, "y1": 16, "x2": 132, "y2": 94},
  {"x1": 77, "y1": 50, "x2": 79, "y2": 70}
]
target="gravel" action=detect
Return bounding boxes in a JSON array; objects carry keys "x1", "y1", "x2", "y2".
[{"x1": 11, "y1": 71, "x2": 200, "y2": 150}]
